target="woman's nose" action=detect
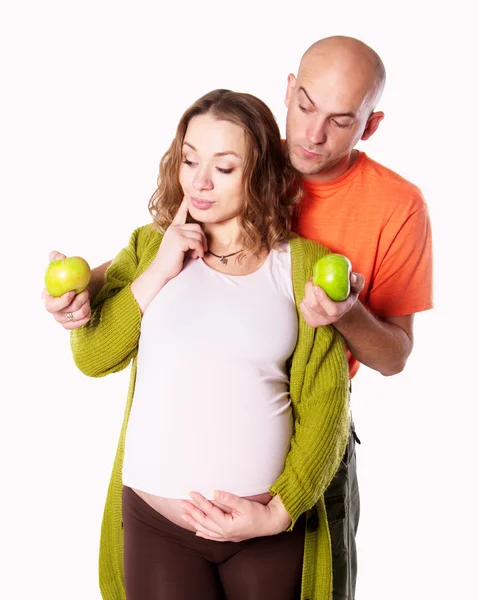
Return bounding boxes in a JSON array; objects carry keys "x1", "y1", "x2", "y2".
[{"x1": 193, "y1": 171, "x2": 213, "y2": 191}]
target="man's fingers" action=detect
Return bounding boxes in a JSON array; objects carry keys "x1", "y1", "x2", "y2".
[
  {"x1": 303, "y1": 281, "x2": 329, "y2": 312},
  {"x1": 171, "y1": 196, "x2": 189, "y2": 226},
  {"x1": 350, "y1": 272, "x2": 365, "y2": 294},
  {"x1": 311, "y1": 283, "x2": 332, "y2": 305},
  {"x1": 49, "y1": 250, "x2": 66, "y2": 262},
  {"x1": 300, "y1": 300, "x2": 322, "y2": 327},
  {"x1": 311, "y1": 283, "x2": 345, "y2": 317}
]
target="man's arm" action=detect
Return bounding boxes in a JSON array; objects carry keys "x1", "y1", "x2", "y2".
[
  {"x1": 300, "y1": 275, "x2": 414, "y2": 376},
  {"x1": 335, "y1": 303, "x2": 413, "y2": 376}
]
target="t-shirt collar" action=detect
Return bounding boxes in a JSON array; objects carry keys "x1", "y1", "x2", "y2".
[{"x1": 301, "y1": 151, "x2": 367, "y2": 190}]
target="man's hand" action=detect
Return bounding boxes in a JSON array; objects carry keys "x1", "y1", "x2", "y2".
[
  {"x1": 300, "y1": 272, "x2": 365, "y2": 327},
  {"x1": 180, "y1": 491, "x2": 291, "y2": 542},
  {"x1": 42, "y1": 251, "x2": 91, "y2": 330}
]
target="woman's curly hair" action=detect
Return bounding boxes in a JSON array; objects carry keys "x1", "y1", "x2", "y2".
[{"x1": 148, "y1": 89, "x2": 303, "y2": 255}]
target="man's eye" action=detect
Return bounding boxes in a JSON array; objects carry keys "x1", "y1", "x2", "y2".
[
  {"x1": 217, "y1": 168, "x2": 233, "y2": 174},
  {"x1": 332, "y1": 120, "x2": 350, "y2": 128},
  {"x1": 298, "y1": 104, "x2": 309, "y2": 113}
]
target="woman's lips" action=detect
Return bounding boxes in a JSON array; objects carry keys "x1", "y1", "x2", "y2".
[{"x1": 190, "y1": 197, "x2": 215, "y2": 210}]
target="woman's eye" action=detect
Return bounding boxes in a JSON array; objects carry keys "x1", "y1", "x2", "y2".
[
  {"x1": 182, "y1": 159, "x2": 195, "y2": 166},
  {"x1": 298, "y1": 104, "x2": 308, "y2": 113},
  {"x1": 217, "y1": 168, "x2": 234, "y2": 174}
]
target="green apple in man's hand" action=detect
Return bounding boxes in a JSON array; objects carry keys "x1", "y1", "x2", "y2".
[
  {"x1": 312, "y1": 254, "x2": 352, "y2": 302},
  {"x1": 44, "y1": 256, "x2": 91, "y2": 297}
]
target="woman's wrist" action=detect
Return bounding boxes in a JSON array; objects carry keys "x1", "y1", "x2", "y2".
[
  {"x1": 267, "y1": 494, "x2": 292, "y2": 533},
  {"x1": 130, "y1": 265, "x2": 170, "y2": 314}
]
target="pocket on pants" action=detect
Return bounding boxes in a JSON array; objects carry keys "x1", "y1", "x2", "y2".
[
  {"x1": 325, "y1": 494, "x2": 346, "y2": 558},
  {"x1": 325, "y1": 494, "x2": 350, "y2": 598}
]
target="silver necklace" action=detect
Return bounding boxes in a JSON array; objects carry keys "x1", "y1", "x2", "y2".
[{"x1": 208, "y1": 248, "x2": 243, "y2": 265}]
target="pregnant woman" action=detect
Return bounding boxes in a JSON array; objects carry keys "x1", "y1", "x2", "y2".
[{"x1": 69, "y1": 88, "x2": 349, "y2": 600}]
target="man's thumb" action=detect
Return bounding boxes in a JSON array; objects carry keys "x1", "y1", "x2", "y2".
[
  {"x1": 350, "y1": 272, "x2": 365, "y2": 293},
  {"x1": 49, "y1": 251, "x2": 66, "y2": 262}
]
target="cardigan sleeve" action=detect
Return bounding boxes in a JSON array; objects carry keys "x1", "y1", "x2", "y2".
[
  {"x1": 269, "y1": 240, "x2": 350, "y2": 529},
  {"x1": 69, "y1": 226, "x2": 147, "y2": 378}
]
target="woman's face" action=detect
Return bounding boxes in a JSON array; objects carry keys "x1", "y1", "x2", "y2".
[{"x1": 179, "y1": 113, "x2": 247, "y2": 226}]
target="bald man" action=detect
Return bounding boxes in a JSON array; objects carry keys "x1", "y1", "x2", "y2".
[{"x1": 44, "y1": 36, "x2": 433, "y2": 600}]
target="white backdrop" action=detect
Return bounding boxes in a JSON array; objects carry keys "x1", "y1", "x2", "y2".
[{"x1": 1, "y1": 1, "x2": 477, "y2": 599}]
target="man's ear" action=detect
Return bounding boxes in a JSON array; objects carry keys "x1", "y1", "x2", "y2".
[
  {"x1": 285, "y1": 74, "x2": 297, "y2": 108},
  {"x1": 361, "y1": 111, "x2": 384, "y2": 141}
]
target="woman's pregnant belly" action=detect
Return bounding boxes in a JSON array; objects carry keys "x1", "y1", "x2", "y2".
[
  {"x1": 123, "y1": 368, "x2": 295, "y2": 500},
  {"x1": 131, "y1": 488, "x2": 272, "y2": 532}
]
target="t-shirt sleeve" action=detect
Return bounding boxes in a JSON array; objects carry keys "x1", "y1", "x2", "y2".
[{"x1": 367, "y1": 198, "x2": 433, "y2": 317}]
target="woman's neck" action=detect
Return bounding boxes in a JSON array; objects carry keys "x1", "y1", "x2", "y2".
[{"x1": 205, "y1": 221, "x2": 243, "y2": 254}]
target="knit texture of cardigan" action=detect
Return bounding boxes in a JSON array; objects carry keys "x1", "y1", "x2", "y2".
[{"x1": 70, "y1": 224, "x2": 350, "y2": 600}]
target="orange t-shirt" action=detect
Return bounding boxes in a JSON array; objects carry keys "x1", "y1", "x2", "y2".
[{"x1": 293, "y1": 151, "x2": 433, "y2": 378}]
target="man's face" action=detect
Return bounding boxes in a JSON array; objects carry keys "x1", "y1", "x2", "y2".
[{"x1": 285, "y1": 68, "x2": 373, "y2": 181}]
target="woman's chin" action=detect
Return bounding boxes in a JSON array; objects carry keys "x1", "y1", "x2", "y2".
[{"x1": 188, "y1": 206, "x2": 215, "y2": 223}]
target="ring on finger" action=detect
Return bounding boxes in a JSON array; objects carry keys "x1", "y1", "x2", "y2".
[{"x1": 66, "y1": 312, "x2": 75, "y2": 322}]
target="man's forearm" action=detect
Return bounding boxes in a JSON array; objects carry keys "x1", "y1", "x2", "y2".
[
  {"x1": 87, "y1": 261, "x2": 111, "y2": 300},
  {"x1": 334, "y1": 302, "x2": 413, "y2": 376}
]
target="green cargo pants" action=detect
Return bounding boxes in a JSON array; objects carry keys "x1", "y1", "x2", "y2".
[{"x1": 324, "y1": 420, "x2": 360, "y2": 600}]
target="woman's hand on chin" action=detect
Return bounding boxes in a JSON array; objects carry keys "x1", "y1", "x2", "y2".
[{"x1": 179, "y1": 490, "x2": 291, "y2": 542}]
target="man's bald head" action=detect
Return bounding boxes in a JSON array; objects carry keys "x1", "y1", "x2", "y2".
[
  {"x1": 299, "y1": 36, "x2": 386, "y2": 112},
  {"x1": 284, "y1": 36, "x2": 386, "y2": 182}
]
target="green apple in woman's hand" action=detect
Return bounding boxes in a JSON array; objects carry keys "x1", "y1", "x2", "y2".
[
  {"x1": 313, "y1": 254, "x2": 352, "y2": 302},
  {"x1": 44, "y1": 256, "x2": 91, "y2": 297}
]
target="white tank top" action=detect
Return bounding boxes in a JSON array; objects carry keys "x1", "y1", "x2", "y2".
[{"x1": 122, "y1": 245, "x2": 298, "y2": 499}]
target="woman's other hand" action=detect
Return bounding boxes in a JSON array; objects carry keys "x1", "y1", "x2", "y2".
[
  {"x1": 131, "y1": 197, "x2": 207, "y2": 314},
  {"x1": 151, "y1": 196, "x2": 208, "y2": 283},
  {"x1": 42, "y1": 251, "x2": 91, "y2": 330},
  {"x1": 180, "y1": 490, "x2": 291, "y2": 542}
]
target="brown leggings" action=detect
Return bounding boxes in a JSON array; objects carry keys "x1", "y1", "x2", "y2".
[{"x1": 122, "y1": 486, "x2": 305, "y2": 600}]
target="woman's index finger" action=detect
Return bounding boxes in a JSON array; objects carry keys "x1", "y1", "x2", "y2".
[{"x1": 171, "y1": 196, "x2": 189, "y2": 226}]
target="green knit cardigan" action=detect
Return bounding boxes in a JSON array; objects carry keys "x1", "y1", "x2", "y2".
[{"x1": 70, "y1": 224, "x2": 350, "y2": 600}]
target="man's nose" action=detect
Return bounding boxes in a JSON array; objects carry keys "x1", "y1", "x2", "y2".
[{"x1": 307, "y1": 118, "x2": 327, "y2": 145}]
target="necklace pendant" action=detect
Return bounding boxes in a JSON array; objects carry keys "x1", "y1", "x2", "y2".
[{"x1": 220, "y1": 256, "x2": 228, "y2": 265}]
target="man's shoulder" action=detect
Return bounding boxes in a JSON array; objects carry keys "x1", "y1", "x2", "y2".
[{"x1": 361, "y1": 153, "x2": 425, "y2": 206}]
